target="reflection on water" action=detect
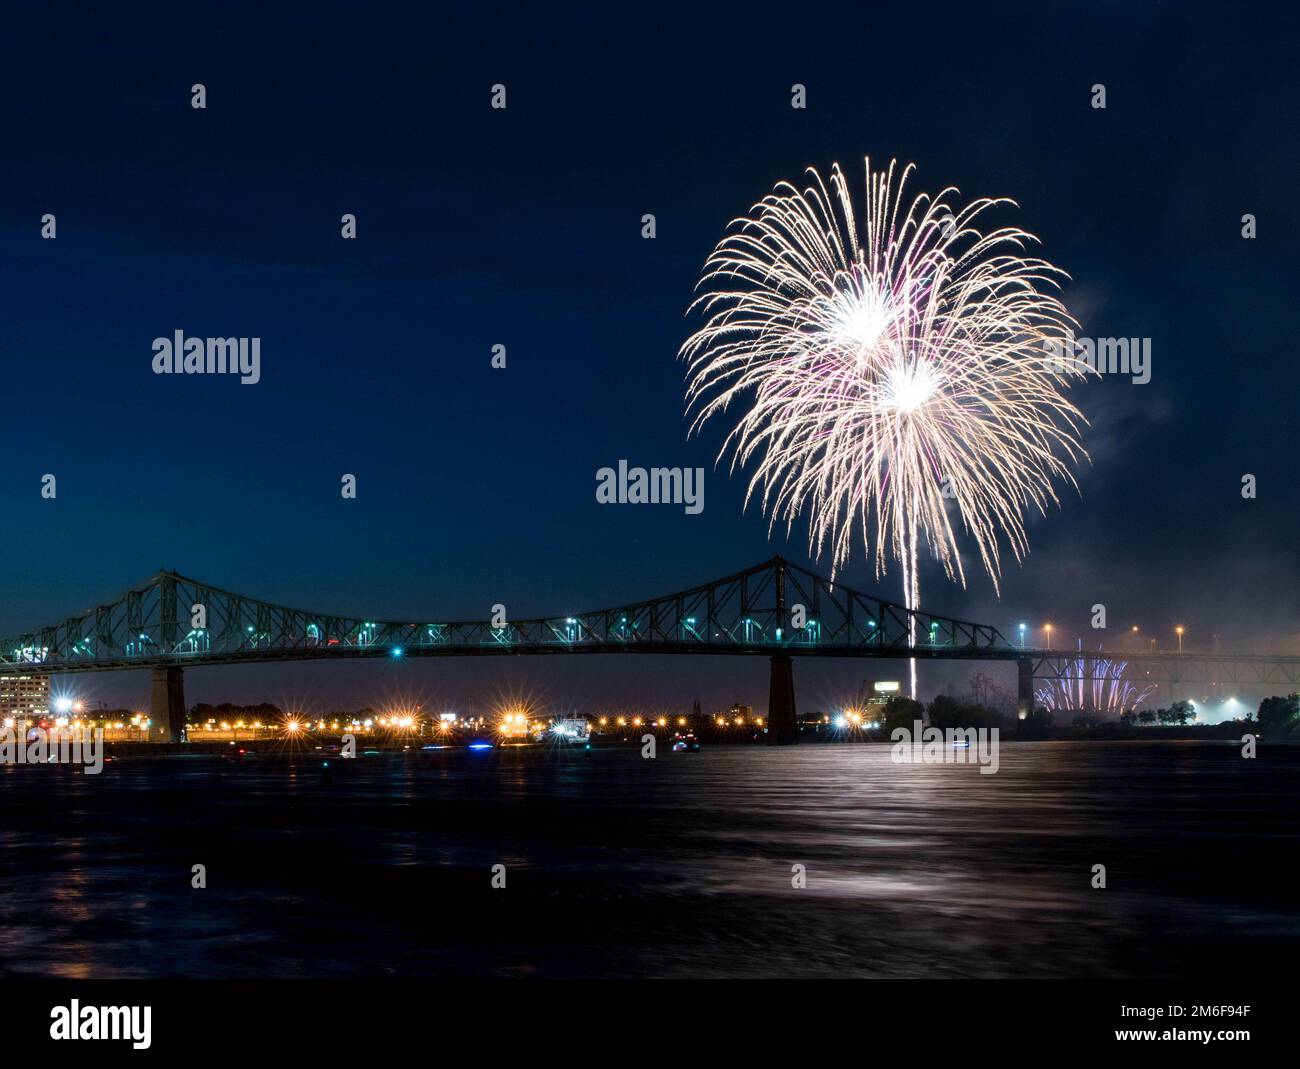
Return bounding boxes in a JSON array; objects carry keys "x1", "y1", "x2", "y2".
[{"x1": 1, "y1": 741, "x2": 1296, "y2": 977}]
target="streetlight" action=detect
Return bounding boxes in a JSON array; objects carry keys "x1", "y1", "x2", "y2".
[
  {"x1": 1044, "y1": 623, "x2": 1053, "y2": 651},
  {"x1": 1018, "y1": 623, "x2": 1026, "y2": 649},
  {"x1": 1175, "y1": 626, "x2": 1184, "y2": 654}
]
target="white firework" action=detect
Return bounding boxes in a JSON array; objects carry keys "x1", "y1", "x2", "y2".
[{"x1": 680, "y1": 159, "x2": 1092, "y2": 693}]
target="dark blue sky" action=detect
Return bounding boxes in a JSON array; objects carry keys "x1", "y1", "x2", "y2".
[{"x1": 1, "y1": 1, "x2": 1296, "y2": 715}]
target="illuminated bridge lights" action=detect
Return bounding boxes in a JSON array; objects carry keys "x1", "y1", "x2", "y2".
[
  {"x1": 125, "y1": 634, "x2": 155, "y2": 657},
  {"x1": 244, "y1": 628, "x2": 271, "y2": 648},
  {"x1": 796, "y1": 619, "x2": 821, "y2": 642},
  {"x1": 4, "y1": 557, "x2": 1185, "y2": 676},
  {"x1": 178, "y1": 628, "x2": 211, "y2": 654}
]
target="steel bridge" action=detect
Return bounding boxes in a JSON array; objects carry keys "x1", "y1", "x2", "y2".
[{"x1": 3, "y1": 558, "x2": 1297, "y2": 743}]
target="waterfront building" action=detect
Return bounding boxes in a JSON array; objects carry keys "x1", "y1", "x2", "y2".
[{"x1": 0, "y1": 674, "x2": 50, "y2": 722}]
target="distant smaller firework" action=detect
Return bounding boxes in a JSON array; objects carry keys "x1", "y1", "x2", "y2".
[{"x1": 1034, "y1": 649, "x2": 1154, "y2": 715}]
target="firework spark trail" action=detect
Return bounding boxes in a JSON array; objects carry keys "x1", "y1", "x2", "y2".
[
  {"x1": 680, "y1": 159, "x2": 1093, "y2": 697},
  {"x1": 1035, "y1": 649, "x2": 1156, "y2": 715}
]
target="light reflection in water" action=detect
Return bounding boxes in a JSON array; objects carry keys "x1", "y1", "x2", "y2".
[{"x1": 0, "y1": 742, "x2": 1296, "y2": 978}]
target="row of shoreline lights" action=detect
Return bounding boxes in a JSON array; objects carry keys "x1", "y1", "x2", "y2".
[
  {"x1": 1017, "y1": 623, "x2": 1186, "y2": 652},
  {"x1": 502, "y1": 715, "x2": 760, "y2": 731},
  {"x1": 271, "y1": 714, "x2": 731, "y2": 735},
  {"x1": 17, "y1": 708, "x2": 738, "y2": 736}
]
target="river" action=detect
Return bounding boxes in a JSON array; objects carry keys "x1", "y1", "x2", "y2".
[{"x1": 1, "y1": 740, "x2": 1295, "y2": 978}]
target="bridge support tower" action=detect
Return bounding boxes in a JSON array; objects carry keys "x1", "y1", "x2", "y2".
[
  {"x1": 768, "y1": 654, "x2": 798, "y2": 745},
  {"x1": 150, "y1": 666, "x2": 185, "y2": 743},
  {"x1": 1016, "y1": 657, "x2": 1034, "y2": 721}
]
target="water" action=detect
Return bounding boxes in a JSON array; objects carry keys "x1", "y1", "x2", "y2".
[{"x1": 1, "y1": 741, "x2": 1296, "y2": 978}]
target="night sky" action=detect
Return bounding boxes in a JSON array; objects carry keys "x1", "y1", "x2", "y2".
[{"x1": 2, "y1": 2, "x2": 1296, "y2": 716}]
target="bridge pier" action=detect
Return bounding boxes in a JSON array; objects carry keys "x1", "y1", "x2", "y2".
[
  {"x1": 149, "y1": 666, "x2": 185, "y2": 743},
  {"x1": 1016, "y1": 657, "x2": 1034, "y2": 720},
  {"x1": 767, "y1": 654, "x2": 798, "y2": 745}
]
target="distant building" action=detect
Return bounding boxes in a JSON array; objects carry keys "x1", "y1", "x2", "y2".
[{"x1": 1, "y1": 674, "x2": 50, "y2": 722}]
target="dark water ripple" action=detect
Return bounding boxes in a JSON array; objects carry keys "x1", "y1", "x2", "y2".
[{"x1": 1, "y1": 740, "x2": 1296, "y2": 978}]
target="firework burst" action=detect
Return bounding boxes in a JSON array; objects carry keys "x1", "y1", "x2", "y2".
[
  {"x1": 1035, "y1": 650, "x2": 1155, "y2": 716},
  {"x1": 680, "y1": 159, "x2": 1092, "y2": 692}
]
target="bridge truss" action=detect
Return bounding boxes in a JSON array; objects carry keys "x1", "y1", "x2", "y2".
[
  {"x1": 1029, "y1": 651, "x2": 1300, "y2": 688},
  {"x1": 5, "y1": 561, "x2": 1295, "y2": 744},
  {"x1": 1, "y1": 557, "x2": 1008, "y2": 673}
]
